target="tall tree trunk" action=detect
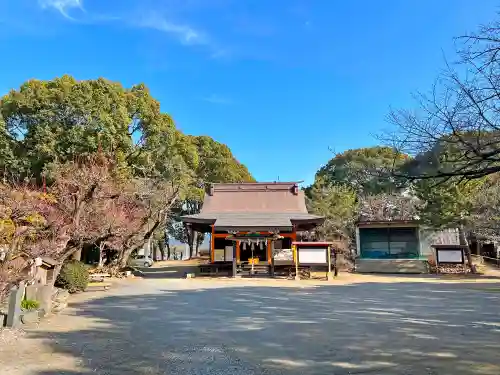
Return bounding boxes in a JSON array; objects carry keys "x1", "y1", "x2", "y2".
[
  {"x1": 195, "y1": 238, "x2": 200, "y2": 258},
  {"x1": 152, "y1": 241, "x2": 159, "y2": 261},
  {"x1": 50, "y1": 243, "x2": 80, "y2": 286},
  {"x1": 459, "y1": 226, "x2": 476, "y2": 273},
  {"x1": 158, "y1": 239, "x2": 166, "y2": 261},
  {"x1": 118, "y1": 219, "x2": 162, "y2": 268},
  {"x1": 118, "y1": 245, "x2": 139, "y2": 268},
  {"x1": 183, "y1": 224, "x2": 193, "y2": 260},
  {"x1": 166, "y1": 240, "x2": 171, "y2": 260},
  {"x1": 98, "y1": 242, "x2": 105, "y2": 267},
  {"x1": 150, "y1": 240, "x2": 155, "y2": 261},
  {"x1": 72, "y1": 249, "x2": 82, "y2": 261},
  {"x1": 115, "y1": 190, "x2": 179, "y2": 268},
  {"x1": 189, "y1": 230, "x2": 197, "y2": 259}
]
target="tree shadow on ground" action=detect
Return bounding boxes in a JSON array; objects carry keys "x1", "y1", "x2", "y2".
[
  {"x1": 12, "y1": 281, "x2": 500, "y2": 375},
  {"x1": 134, "y1": 265, "x2": 199, "y2": 278}
]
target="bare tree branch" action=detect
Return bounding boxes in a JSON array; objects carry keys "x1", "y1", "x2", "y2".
[{"x1": 383, "y1": 17, "x2": 500, "y2": 182}]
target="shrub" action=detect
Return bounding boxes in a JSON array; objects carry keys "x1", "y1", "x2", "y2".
[
  {"x1": 56, "y1": 260, "x2": 89, "y2": 293},
  {"x1": 21, "y1": 299, "x2": 40, "y2": 310}
]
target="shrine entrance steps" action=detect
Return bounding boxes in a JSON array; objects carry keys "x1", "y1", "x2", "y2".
[{"x1": 238, "y1": 263, "x2": 272, "y2": 277}]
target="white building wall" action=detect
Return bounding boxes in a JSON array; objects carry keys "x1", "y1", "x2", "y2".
[{"x1": 419, "y1": 228, "x2": 460, "y2": 257}]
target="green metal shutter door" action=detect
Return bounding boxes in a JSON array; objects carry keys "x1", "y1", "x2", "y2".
[{"x1": 359, "y1": 228, "x2": 390, "y2": 259}]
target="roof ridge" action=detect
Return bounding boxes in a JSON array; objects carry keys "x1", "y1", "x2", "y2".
[{"x1": 211, "y1": 182, "x2": 300, "y2": 185}]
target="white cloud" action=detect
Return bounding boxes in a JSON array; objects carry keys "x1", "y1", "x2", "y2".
[
  {"x1": 210, "y1": 48, "x2": 230, "y2": 60},
  {"x1": 139, "y1": 15, "x2": 206, "y2": 46},
  {"x1": 202, "y1": 94, "x2": 232, "y2": 105},
  {"x1": 38, "y1": 0, "x2": 84, "y2": 20},
  {"x1": 36, "y1": 2, "x2": 228, "y2": 57}
]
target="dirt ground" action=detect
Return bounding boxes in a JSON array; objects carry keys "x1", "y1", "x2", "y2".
[{"x1": 1, "y1": 273, "x2": 500, "y2": 375}]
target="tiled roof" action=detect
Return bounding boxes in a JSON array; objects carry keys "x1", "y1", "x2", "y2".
[
  {"x1": 182, "y1": 182, "x2": 323, "y2": 230},
  {"x1": 202, "y1": 182, "x2": 308, "y2": 213}
]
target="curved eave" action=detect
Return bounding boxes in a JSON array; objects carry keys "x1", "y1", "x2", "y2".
[
  {"x1": 357, "y1": 219, "x2": 419, "y2": 227},
  {"x1": 291, "y1": 217, "x2": 325, "y2": 231},
  {"x1": 292, "y1": 241, "x2": 334, "y2": 246},
  {"x1": 216, "y1": 225, "x2": 293, "y2": 232},
  {"x1": 181, "y1": 216, "x2": 216, "y2": 233},
  {"x1": 181, "y1": 213, "x2": 325, "y2": 233}
]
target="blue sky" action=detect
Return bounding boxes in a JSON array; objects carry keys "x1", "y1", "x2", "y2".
[{"x1": 0, "y1": 0, "x2": 498, "y2": 185}]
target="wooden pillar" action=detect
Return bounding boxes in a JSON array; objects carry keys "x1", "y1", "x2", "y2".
[
  {"x1": 210, "y1": 225, "x2": 215, "y2": 263},
  {"x1": 293, "y1": 245, "x2": 300, "y2": 281},
  {"x1": 327, "y1": 246, "x2": 334, "y2": 281},
  {"x1": 333, "y1": 247, "x2": 338, "y2": 277},
  {"x1": 190, "y1": 225, "x2": 196, "y2": 259},
  {"x1": 270, "y1": 241, "x2": 275, "y2": 278},
  {"x1": 232, "y1": 243, "x2": 237, "y2": 278},
  {"x1": 434, "y1": 248, "x2": 439, "y2": 274}
]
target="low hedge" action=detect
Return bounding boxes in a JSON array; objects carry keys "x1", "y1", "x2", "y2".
[{"x1": 56, "y1": 260, "x2": 89, "y2": 293}]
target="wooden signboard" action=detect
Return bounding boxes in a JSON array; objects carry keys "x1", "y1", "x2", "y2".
[
  {"x1": 273, "y1": 248, "x2": 293, "y2": 263},
  {"x1": 436, "y1": 249, "x2": 465, "y2": 264},
  {"x1": 297, "y1": 247, "x2": 328, "y2": 265},
  {"x1": 214, "y1": 249, "x2": 225, "y2": 262},
  {"x1": 432, "y1": 244, "x2": 467, "y2": 274},
  {"x1": 292, "y1": 242, "x2": 335, "y2": 281}
]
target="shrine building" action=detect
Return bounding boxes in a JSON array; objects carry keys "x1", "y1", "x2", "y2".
[{"x1": 181, "y1": 182, "x2": 324, "y2": 275}]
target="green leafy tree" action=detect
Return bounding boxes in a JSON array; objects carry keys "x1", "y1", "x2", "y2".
[
  {"x1": 0, "y1": 75, "x2": 252, "y2": 186},
  {"x1": 0, "y1": 115, "x2": 23, "y2": 178},
  {"x1": 469, "y1": 177, "x2": 500, "y2": 241},
  {"x1": 132, "y1": 114, "x2": 199, "y2": 186},
  {"x1": 415, "y1": 179, "x2": 483, "y2": 229},
  {"x1": 0, "y1": 75, "x2": 254, "y2": 269},
  {"x1": 306, "y1": 177, "x2": 358, "y2": 241},
  {"x1": 166, "y1": 136, "x2": 254, "y2": 257},
  {"x1": 190, "y1": 136, "x2": 254, "y2": 183},
  {"x1": 0, "y1": 76, "x2": 203, "y2": 184},
  {"x1": 1, "y1": 76, "x2": 137, "y2": 175},
  {"x1": 414, "y1": 178, "x2": 485, "y2": 272},
  {"x1": 316, "y1": 147, "x2": 409, "y2": 195}
]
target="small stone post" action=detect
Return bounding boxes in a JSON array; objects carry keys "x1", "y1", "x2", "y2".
[
  {"x1": 25, "y1": 285, "x2": 39, "y2": 301},
  {"x1": 327, "y1": 246, "x2": 334, "y2": 281},
  {"x1": 37, "y1": 285, "x2": 54, "y2": 317},
  {"x1": 6, "y1": 281, "x2": 25, "y2": 328}
]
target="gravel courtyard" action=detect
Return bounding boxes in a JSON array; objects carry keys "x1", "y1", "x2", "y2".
[{"x1": 1, "y1": 276, "x2": 500, "y2": 375}]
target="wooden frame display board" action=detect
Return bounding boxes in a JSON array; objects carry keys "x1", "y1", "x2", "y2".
[
  {"x1": 292, "y1": 242, "x2": 335, "y2": 281},
  {"x1": 432, "y1": 244, "x2": 467, "y2": 274}
]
